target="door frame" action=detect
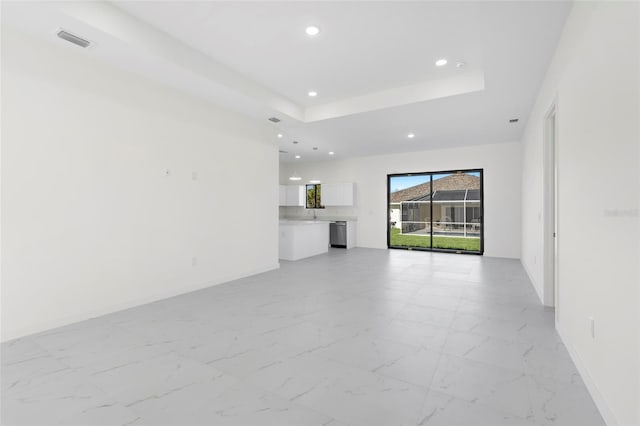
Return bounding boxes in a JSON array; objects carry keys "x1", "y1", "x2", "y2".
[
  {"x1": 387, "y1": 168, "x2": 484, "y2": 255},
  {"x1": 543, "y1": 100, "x2": 559, "y2": 315}
]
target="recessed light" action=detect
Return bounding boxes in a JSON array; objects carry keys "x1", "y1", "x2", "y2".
[
  {"x1": 295, "y1": 155, "x2": 301, "y2": 159},
  {"x1": 293, "y1": 141, "x2": 299, "y2": 144},
  {"x1": 305, "y1": 26, "x2": 320, "y2": 36},
  {"x1": 407, "y1": 133, "x2": 415, "y2": 139},
  {"x1": 289, "y1": 176, "x2": 302, "y2": 181},
  {"x1": 328, "y1": 151, "x2": 335, "y2": 155},
  {"x1": 277, "y1": 133, "x2": 283, "y2": 138},
  {"x1": 308, "y1": 91, "x2": 318, "y2": 97},
  {"x1": 312, "y1": 147, "x2": 318, "y2": 150},
  {"x1": 309, "y1": 180, "x2": 321, "y2": 184},
  {"x1": 456, "y1": 62, "x2": 466, "y2": 69},
  {"x1": 435, "y1": 58, "x2": 448, "y2": 67}
]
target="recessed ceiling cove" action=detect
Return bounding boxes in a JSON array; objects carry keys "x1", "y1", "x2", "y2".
[
  {"x1": 115, "y1": 1, "x2": 491, "y2": 123},
  {"x1": 2, "y1": 1, "x2": 572, "y2": 160}
]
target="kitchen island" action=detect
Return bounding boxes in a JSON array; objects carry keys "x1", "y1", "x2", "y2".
[{"x1": 279, "y1": 220, "x2": 330, "y2": 261}]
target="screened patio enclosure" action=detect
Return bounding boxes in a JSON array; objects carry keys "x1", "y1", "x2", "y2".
[{"x1": 397, "y1": 189, "x2": 481, "y2": 237}]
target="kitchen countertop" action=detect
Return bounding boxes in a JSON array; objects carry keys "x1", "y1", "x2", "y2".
[
  {"x1": 279, "y1": 219, "x2": 329, "y2": 225},
  {"x1": 280, "y1": 216, "x2": 357, "y2": 222}
]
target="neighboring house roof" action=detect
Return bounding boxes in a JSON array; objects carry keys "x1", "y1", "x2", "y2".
[{"x1": 390, "y1": 173, "x2": 480, "y2": 203}]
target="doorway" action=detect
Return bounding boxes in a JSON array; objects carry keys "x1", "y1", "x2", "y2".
[
  {"x1": 544, "y1": 103, "x2": 558, "y2": 314},
  {"x1": 387, "y1": 169, "x2": 484, "y2": 254}
]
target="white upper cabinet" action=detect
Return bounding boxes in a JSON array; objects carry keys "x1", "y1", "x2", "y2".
[
  {"x1": 320, "y1": 183, "x2": 338, "y2": 206},
  {"x1": 279, "y1": 185, "x2": 305, "y2": 206},
  {"x1": 322, "y1": 183, "x2": 355, "y2": 206},
  {"x1": 288, "y1": 185, "x2": 305, "y2": 206}
]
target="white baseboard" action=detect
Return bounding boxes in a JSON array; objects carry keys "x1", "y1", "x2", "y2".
[
  {"x1": 556, "y1": 324, "x2": 619, "y2": 426},
  {"x1": 521, "y1": 258, "x2": 544, "y2": 305},
  {"x1": 1, "y1": 262, "x2": 280, "y2": 342}
]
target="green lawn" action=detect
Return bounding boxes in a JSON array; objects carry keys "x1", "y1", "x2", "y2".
[{"x1": 389, "y1": 228, "x2": 481, "y2": 252}]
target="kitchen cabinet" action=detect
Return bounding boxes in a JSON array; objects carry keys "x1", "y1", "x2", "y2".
[
  {"x1": 279, "y1": 185, "x2": 305, "y2": 206},
  {"x1": 279, "y1": 220, "x2": 330, "y2": 260},
  {"x1": 322, "y1": 183, "x2": 355, "y2": 206},
  {"x1": 346, "y1": 221, "x2": 357, "y2": 248},
  {"x1": 287, "y1": 185, "x2": 305, "y2": 206}
]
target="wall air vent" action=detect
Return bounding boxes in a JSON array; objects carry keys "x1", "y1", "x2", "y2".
[
  {"x1": 268, "y1": 117, "x2": 281, "y2": 123},
  {"x1": 57, "y1": 30, "x2": 91, "y2": 48}
]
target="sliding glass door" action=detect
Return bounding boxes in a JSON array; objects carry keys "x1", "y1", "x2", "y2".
[
  {"x1": 388, "y1": 173, "x2": 432, "y2": 249},
  {"x1": 387, "y1": 169, "x2": 483, "y2": 254}
]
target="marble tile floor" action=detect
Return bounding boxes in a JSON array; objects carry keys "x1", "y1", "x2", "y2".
[{"x1": 1, "y1": 248, "x2": 605, "y2": 426}]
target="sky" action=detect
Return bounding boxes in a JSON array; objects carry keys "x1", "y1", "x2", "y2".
[
  {"x1": 389, "y1": 175, "x2": 429, "y2": 193},
  {"x1": 390, "y1": 171, "x2": 480, "y2": 192}
]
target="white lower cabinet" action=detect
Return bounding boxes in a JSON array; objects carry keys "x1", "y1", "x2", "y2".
[
  {"x1": 346, "y1": 221, "x2": 357, "y2": 249},
  {"x1": 279, "y1": 220, "x2": 330, "y2": 260}
]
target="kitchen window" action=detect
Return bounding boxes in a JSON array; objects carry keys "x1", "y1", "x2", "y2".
[{"x1": 306, "y1": 184, "x2": 324, "y2": 209}]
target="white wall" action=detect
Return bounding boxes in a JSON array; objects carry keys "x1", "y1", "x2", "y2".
[
  {"x1": 520, "y1": 2, "x2": 639, "y2": 425},
  {"x1": 282, "y1": 142, "x2": 522, "y2": 259},
  {"x1": 1, "y1": 26, "x2": 279, "y2": 341}
]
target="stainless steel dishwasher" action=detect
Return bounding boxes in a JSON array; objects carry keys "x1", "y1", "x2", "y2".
[{"x1": 330, "y1": 221, "x2": 347, "y2": 248}]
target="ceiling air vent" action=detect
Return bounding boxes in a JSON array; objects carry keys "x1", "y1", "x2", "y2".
[
  {"x1": 509, "y1": 118, "x2": 519, "y2": 123},
  {"x1": 268, "y1": 117, "x2": 281, "y2": 123},
  {"x1": 57, "y1": 30, "x2": 91, "y2": 48},
  {"x1": 279, "y1": 150, "x2": 288, "y2": 154}
]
